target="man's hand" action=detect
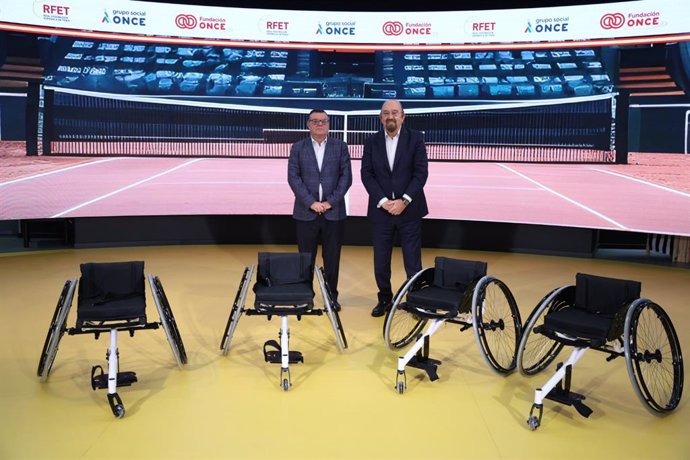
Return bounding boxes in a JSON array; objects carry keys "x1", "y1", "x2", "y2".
[
  {"x1": 310, "y1": 202, "x2": 327, "y2": 214},
  {"x1": 386, "y1": 199, "x2": 407, "y2": 216}
]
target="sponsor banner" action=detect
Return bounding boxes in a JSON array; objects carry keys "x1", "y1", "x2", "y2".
[{"x1": 0, "y1": 0, "x2": 688, "y2": 45}]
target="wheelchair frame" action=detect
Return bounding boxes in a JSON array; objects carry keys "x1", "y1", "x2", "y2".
[
  {"x1": 220, "y1": 263, "x2": 347, "y2": 391},
  {"x1": 383, "y1": 265, "x2": 522, "y2": 394},
  {"x1": 37, "y1": 273, "x2": 187, "y2": 418},
  {"x1": 517, "y1": 284, "x2": 684, "y2": 430}
]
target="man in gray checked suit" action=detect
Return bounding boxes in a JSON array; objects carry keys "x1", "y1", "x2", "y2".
[{"x1": 288, "y1": 109, "x2": 352, "y2": 311}]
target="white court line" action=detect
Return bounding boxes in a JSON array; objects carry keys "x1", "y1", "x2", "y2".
[
  {"x1": 497, "y1": 163, "x2": 628, "y2": 230},
  {"x1": 51, "y1": 158, "x2": 204, "y2": 218},
  {"x1": 593, "y1": 168, "x2": 690, "y2": 199},
  {"x1": 0, "y1": 157, "x2": 122, "y2": 187},
  {"x1": 427, "y1": 184, "x2": 539, "y2": 191},
  {"x1": 156, "y1": 180, "x2": 285, "y2": 185}
]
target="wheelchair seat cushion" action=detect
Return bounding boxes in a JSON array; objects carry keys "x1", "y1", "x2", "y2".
[
  {"x1": 544, "y1": 307, "x2": 614, "y2": 341},
  {"x1": 432, "y1": 257, "x2": 487, "y2": 292},
  {"x1": 253, "y1": 282, "x2": 314, "y2": 307},
  {"x1": 574, "y1": 273, "x2": 641, "y2": 316},
  {"x1": 77, "y1": 261, "x2": 146, "y2": 322},
  {"x1": 406, "y1": 285, "x2": 465, "y2": 312}
]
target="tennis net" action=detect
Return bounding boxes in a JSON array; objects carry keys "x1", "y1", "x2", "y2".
[{"x1": 42, "y1": 88, "x2": 616, "y2": 163}]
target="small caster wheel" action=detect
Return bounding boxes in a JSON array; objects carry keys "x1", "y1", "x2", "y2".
[
  {"x1": 527, "y1": 415, "x2": 540, "y2": 431},
  {"x1": 282, "y1": 378, "x2": 290, "y2": 391},
  {"x1": 396, "y1": 381, "x2": 405, "y2": 394},
  {"x1": 114, "y1": 405, "x2": 125, "y2": 419}
]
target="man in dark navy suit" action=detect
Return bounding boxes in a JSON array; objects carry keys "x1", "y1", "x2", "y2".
[
  {"x1": 361, "y1": 100, "x2": 429, "y2": 317},
  {"x1": 288, "y1": 109, "x2": 352, "y2": 311}
]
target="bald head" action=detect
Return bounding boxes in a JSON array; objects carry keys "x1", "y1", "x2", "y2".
[{"x1": 380, "y1": 99, "x2": 405, "y2": 136}]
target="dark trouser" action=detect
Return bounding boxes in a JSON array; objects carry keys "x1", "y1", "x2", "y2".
[
  {"x1": 296, "y1": 216, "x2": 345, "y2": 301},
  {"x1": 372, "y1": 219, "x2": 423, "y2": 303}
]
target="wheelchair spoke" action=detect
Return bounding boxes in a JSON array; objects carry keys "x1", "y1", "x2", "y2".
[
  {"x1": 625, "y1": 301, "x2": 683, "y2": 414},
  {"x1": 473, "y1": 277, "x2": 522, "y2": 375},
  {"x1": 517, "y1": 286, "x2": 571, "y2": 376}
]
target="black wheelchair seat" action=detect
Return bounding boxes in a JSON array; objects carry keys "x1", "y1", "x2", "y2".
[
  {"x1": 77, "y1": 261, "x2": 147, "y2": 325},
  {"x1": 543, "y1": 273, "x2": 641, "y2": 342},
  {"x1": 406, "y1": 257, "x2": 487, "y2": 316},
  {"x1": 253, "y1": 282, "x2": 314, "y2": 307},
  {"x1": 253, "y1": 252, "x2": 314, "y2": 308}
]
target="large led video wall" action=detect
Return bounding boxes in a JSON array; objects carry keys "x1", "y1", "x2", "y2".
[{"x1": 0, "y1": 0, "x2": 689, "y2": 237}]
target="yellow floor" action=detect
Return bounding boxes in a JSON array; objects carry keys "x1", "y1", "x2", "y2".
[{"x1": 1, "y1": 244, "x2": 688, "y2": 459}]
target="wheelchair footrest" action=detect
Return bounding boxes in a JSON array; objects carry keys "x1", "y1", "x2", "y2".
[
  {"x1": 90, "y1": 365, "x2": 138, "y2": 390},
  {"x1": 407, "y1": 355, "x2": 442, "y2": 381},
  {"x1": 263, "y1": 340, "x2": 304, "y2": 364},
  {"x1": 545, "y1": 389, "x2": 592, "y2": 418}
]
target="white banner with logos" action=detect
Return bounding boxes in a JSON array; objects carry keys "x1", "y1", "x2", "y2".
[{"x1": 0, "y1": 0, "x2": 688, "y2": 46}]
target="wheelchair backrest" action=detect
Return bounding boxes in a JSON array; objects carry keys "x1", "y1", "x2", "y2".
[
  {"x1": 433, "y1": 257, "x2": 487, "y2": 292},
  {"x1": 78, "y1": 261, "x2": 146, "y2": 304},
  {"x1": 574, "y1": 273, "x2": 641, "y2": 316},
  {"x1": 257, "y1": 252, "x2": 312, "y2": 286}
]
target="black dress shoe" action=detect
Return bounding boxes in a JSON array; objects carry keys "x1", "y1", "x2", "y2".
[{"x1": 371, "y1": 301, "x2": 391, "y2": 317}]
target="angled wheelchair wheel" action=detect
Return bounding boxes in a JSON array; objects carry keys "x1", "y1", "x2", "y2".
[
  {"x1": 37, "y1": 278, "x2": 77, "y2": 382},
  {"x1": 148, "y1": 274, "x2": 187, "y2": 366},
  {"x1": 517, "y1": 285, "x2": 572, "y2": 376},
  {"x1": 471, "y1": 276, "x2": 522, "y2": 375},
  {"x1": 221, "y1": 265, "x2": 254, "y2": 356},
  {"x1": 383, "y1": 268, "x2": 431, "y2": 350},
  {"x1": 315, "y1": 266, "x2": 348, "y2": 352},
  {"x1": 624, "y1": 299, "x2": 684, "y2": 414}
]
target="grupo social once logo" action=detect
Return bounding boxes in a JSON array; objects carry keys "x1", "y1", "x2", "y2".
[
  {"x1": 175, "y1": 14, "x2": 197, "y2": 29},
  {"x1": 600, "y1": 13, "x2": 625, "y2": 29},
  {"x1": 382, "y1": 21, "x2": 403, "y2": 36}
]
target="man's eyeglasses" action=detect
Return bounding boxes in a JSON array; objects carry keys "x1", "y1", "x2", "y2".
[
  {"x1": 381, "y1": 110, "x2": 401, "y2": 117},
  {"x1": 309, "y1": 119, "x2": 329, "y2": 125}
]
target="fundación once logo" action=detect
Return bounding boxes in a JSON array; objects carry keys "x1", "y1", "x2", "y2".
[{"x1": 175, "y1": 13, "x2": 197, "y2": 29}]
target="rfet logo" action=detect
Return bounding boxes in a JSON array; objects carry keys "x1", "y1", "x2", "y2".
[
  {"x1": 464, "y1": 18, "x2": 496, "y2": 38},
  {"x1": 601, "y1": 11, "x2": 661, "y2": 30},
  {"x1": 259, "y1": 17, "x2": 289, "y2": 36},
  {"x1": 33, "y1": 1, "x2": 71, "y2": 22},
  {"x1": 382, "y1": 20, "x2": 432, "y2": 36}
]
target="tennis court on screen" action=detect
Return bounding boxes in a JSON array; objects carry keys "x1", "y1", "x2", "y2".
[{"x1": 2, "y1": 156, "x2": 689, "y2": 237}]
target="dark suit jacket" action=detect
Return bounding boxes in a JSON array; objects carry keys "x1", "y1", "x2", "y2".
[
  {"x1": 360, "y1": 126, "x2": 429, "y2": 223},
  {"x1": 288, "y1": 136, "x2": 352, "y2": 221}
]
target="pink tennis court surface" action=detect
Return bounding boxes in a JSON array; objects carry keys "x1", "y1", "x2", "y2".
[{"x1": 1, "y1": 143, "x2": 689, "y2": 237}]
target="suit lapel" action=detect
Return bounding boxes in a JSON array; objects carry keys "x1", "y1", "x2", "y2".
[
  {"x1": 392, "y1": 127, "x2": 407, "y2": 172},
  {"x1": 376, "y1": 132, "x2": 391, "y2": 173},
  {"x1": 306, "y1": 137, "x2": 320, "y2": 172},
  {"x1": 322, "y1": 138, "x2": 335, "y2": 171}
]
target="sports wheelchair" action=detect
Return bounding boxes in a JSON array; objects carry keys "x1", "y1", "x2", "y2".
[
  {"x1": 37, "y1": 261, "x2": 187, "y2": 418},
  {"x1": 517, "y1": 273, "x2": 684, "y2": 430},
  {"x1": 220, "y1": 252, "x2": 347, "y2": 391},
  {"x1": 383, "y1": 256, "x2": 522, "y2": 393}
]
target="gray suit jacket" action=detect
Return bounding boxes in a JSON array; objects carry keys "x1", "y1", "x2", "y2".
[{"x1": 287, "y1": 136, "x2": 352, "y2": 221}]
